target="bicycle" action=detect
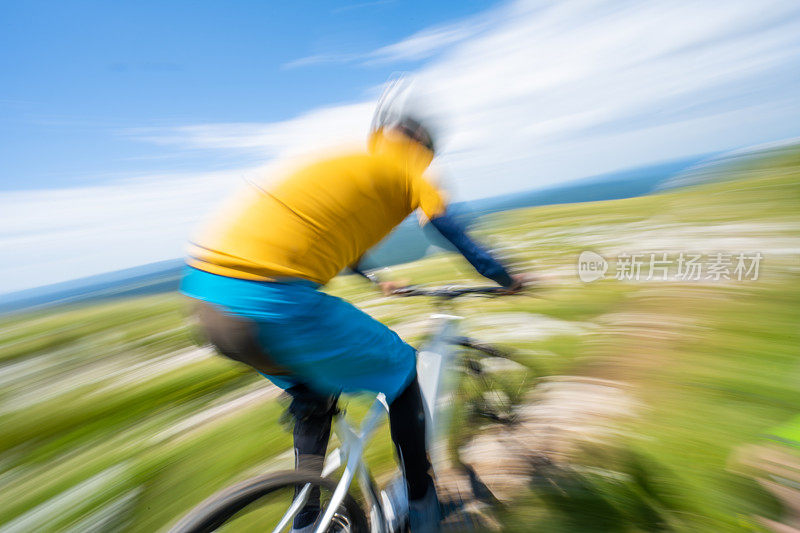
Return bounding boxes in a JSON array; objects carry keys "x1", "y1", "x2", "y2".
[{"x1": 170, "y1": 285, "x2": 530, "y2": 533}]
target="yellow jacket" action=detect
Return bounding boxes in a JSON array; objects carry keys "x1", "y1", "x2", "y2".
[{"x1": 187, "y1": 130, "x2": 447, "y2": 285}]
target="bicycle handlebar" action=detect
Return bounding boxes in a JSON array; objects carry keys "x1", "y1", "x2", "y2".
[{"x1": 391, "y1": 285, "x2": 507, "y2": 299}]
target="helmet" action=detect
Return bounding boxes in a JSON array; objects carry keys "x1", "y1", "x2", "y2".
[{"x1": 370, "y1": 76, "x2": 436, "y2": 154}]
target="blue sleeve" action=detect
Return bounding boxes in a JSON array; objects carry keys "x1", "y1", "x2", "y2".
[{"x1": 430, "y1": 212, "x2": 514, "y2": 287}]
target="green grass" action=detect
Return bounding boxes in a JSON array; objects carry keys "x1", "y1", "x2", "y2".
[{"x1": 1, "y1": 145, "x2": 799, "y2": 531}]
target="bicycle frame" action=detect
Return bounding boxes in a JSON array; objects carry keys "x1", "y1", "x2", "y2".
[
  {"x1": 417, "y1": 313, "x2": 464, "y2": 456},
  {"x1": 278, "y1": 309, "x2": 465, "y2": 533}
]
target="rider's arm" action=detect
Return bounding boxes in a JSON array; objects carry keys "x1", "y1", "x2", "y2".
[
  {"x1": 410, "y1": 171, "x2": 514, "y2": 288},
  {"x1": 429, "y1": 212, "x2": 514, "y2": 288}
]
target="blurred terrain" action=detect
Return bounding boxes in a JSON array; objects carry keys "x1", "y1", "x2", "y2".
[{"x1": 0, "y1": 143, "x2": 798, "y2": 531}]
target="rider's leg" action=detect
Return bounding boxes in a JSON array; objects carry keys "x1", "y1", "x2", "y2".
[
  {"x1": 388, "y1": 376, "x2": 434, "y2": 501},
  {"x1": 285, "y1": 383, "x2": 339, "y2": 530},
  {"x1": 390, "y1": 376, "x2": 441, "y2": 532},
  {"x1": 287, "y1": 383, "x2": 338, "y2": 471}
]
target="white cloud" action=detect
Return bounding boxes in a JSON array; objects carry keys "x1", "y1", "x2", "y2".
[
  {"x1": 408, "y1": 0, "x2": 800, "y2": 193},
  {"x1": 0, "y1": 170, "x2": 242, "y2": 294},
  {"x1": 4, "y1": 0, "x2": 800, "y2": 293},
  {"x1": 152, "y1": 0, "x2": 800, "y2": 196},
  {"x1": 365, "y1": 17, "x2": 488, "y2": 64},
  {"x1": 283, "y1": 12, "x2": 491, "y2": 69},
  {"x1": 282, "y1": 53, "x2": 362, "y2": 69},
  {"x1": 130, "y1": 102, "x2": 374, "y2": 156}
]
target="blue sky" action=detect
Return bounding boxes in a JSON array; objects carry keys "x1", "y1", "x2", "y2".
[
  {"x1": 2, "y1": 0, "x2": 800, "y2": 294},
  {"x1": 0, "y1": 0, "x2": 498, "y2": 190}
]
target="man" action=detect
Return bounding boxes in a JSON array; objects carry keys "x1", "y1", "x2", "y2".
[{"x1": 181, "y1": 96, "x2": 526, "y2": 532}]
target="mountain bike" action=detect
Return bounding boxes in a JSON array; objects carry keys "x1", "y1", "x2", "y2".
[{"x1": 170, "y1": 285, "x2": 529, "y2": 533}]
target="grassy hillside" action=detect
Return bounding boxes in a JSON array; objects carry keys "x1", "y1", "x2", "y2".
[{"x1": 0, "y1": 146, "x2": 798, "y2": 532}]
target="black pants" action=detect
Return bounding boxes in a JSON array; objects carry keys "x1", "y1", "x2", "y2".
[{"x1": 287, "y1": 377, "x2": 433, "y2": 528}]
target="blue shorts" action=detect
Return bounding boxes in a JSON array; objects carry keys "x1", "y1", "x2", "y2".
[{"x1": 180, "y1": 267, "x2": 417, "y2": 401}]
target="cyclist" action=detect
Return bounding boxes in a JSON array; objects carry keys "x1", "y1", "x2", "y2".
[{"x1": 181, "y1": 94, "x2": 526, "y2": 532}]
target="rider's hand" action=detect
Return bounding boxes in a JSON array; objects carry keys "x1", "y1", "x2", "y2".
[
  {"x1": 378, "y1": 280, "x2": 409, "y2": 296},
  {"x1": 503, "y1": 272, "x2": 538, "y2": 294}
]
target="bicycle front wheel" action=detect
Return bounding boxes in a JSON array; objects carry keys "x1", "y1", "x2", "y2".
[{"x1": 169, "y1": 470, "x2": 368, "y2": 533}]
